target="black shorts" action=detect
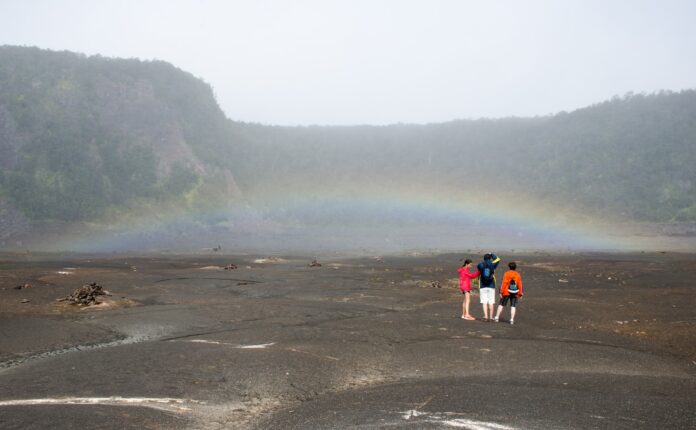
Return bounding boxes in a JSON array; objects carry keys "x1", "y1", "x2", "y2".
[{"x1": 500, "y1": 294, "x2": 518, "y2": 307}]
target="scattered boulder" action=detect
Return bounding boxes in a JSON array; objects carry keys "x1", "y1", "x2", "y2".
[
  {"x1": 14, "y1": 283, "x2": 31, "y2": 290},
  {"x1": 224, "y1": 263, "x2": 238, "y2": 270},
  {"x1": 20, "y1": 299, "x2": 30, "y2": 303},
  {"x1": 430, "y1": 280, "x2": 442, "y2": 288},
  {"x1": 308, "y1": 260, "x2": 322, "y2": 267},
  {"x1": 59, "y1": 282, "x2": 111, "y2": 306}
]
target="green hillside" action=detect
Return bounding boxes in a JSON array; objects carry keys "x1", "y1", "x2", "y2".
[
  {"x1": 0, "y1": 46, "x2": 234, "y2": 221},
  {"x1": 1, "y1": 46, "x2": 695, "y2": 230},
  {"x1": 225, "y1": 91, "x2": 696, "y2": 222}
]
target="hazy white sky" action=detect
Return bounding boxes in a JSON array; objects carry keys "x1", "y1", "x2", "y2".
[{"x1": 1, "y1": 0, "x2": 695, "y2": 125}]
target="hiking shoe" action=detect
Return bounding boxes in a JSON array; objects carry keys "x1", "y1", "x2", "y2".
[
  {"x1": 510, "y1": 320, "x2": 515, "y2": 325},
  {"x1": 493, "y1": 317, "x2": 499, "y2": 322}
]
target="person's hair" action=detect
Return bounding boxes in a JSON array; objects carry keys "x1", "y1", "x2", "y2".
[
  {"x1": 508, "y1": 261, "x2": 517, "y2": 270},
  {"x1": 483, "y1": 253, "x2": 491, "y2": 260},
  {"x1": 463, "y1": 259, "x2": 472, "y2": 266}
]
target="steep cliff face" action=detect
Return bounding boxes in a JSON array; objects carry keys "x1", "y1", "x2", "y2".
[
  {"x1": 80, "y1": 70, "x2": 204, "y2": 175},
  {"x1": 0, "y1": 46, "x2": 241, "y2": 223}
]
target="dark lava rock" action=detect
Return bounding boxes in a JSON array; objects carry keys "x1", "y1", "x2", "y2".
[{"x1": 60, "y1": 282, "x2": 110, "y2": 306}]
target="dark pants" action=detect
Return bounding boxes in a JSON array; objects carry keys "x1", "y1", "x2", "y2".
[{"x1": 500, "y1": 294, "x2": 518, "y2": 307}]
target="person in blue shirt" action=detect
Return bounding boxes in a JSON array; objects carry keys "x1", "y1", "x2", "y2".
[{"x1": 477, "y1": 253, "x2": 501, "y2": 321}]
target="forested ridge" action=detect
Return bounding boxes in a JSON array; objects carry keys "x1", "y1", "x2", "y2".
[
  {"x1": 226, "y1": 91, "x2": 696, "y2": 222},
  {"x1": 0, "y1": 45, "x2": 233, "y2": 222},
  {"x1": 0, "y1": 46, "x2": 695, "y2": 232}
]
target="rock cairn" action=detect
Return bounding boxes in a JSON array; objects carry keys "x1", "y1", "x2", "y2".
[{"x1": 59, "y1": 282, "x2": 110, "y2": 306}]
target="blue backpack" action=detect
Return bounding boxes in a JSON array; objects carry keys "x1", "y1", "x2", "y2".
[
  {"x1": 481, "y1": 262, "x2": 494, "y2": 284},
  {"x1": 508, "y1": 280, "x2": 519, "y2": 294}
]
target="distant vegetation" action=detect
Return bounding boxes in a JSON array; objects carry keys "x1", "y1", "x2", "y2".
[
  {"x1": 226, "y1": 91, "x2": 696, "y2": 222},
  {"x1": 1, "y1": 46, "x2": 695, "y2": 226},
  {"x1": 0, "y1": 46, "x2": 231, "y2": 221}
]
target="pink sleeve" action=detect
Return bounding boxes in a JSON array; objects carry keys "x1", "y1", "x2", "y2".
[{"x1": 465, "y1": 270, "x2": 479, "y2": 278}]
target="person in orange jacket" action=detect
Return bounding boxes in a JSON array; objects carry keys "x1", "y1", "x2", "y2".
[{"x1": 493, "y1": 261, "x2": 524, "y2": 325}]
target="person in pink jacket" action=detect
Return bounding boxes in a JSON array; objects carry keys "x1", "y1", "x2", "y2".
[{"x1": 457, "y1": 259, "x2": 479, "y2": 320}]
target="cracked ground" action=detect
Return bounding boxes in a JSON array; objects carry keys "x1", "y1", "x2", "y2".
[{"x1": 1, "y1": 252, "x2": 695, "y2": 429}]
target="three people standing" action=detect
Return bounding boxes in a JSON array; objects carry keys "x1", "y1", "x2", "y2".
[{"x1": 457, "y1": 253, "x2": 523, "y2": 324}]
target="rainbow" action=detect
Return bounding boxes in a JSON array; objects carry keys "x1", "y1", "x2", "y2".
[
  {"x1": 244, "y1": 182, "x2": 638, "y2": 249},
  {"x1": 37, "y1": 179, "x2": 655, "y2": 253}
]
